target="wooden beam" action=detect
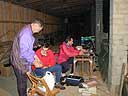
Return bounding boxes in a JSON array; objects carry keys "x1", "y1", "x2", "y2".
[
  {"x1": 50, "y1": 9, "x2": 87, "y2": 17},
  {"x1": 19, "y1": 0, "x2": 42, "y2": 4},
  {"x1": 37, "y1": 3, "x2": 89, "y2": 13},
  {"x1": 46, "y1": 1, "x2": 86, "y2": 8},
  {"x1": 30, "y1": 0, "x2": 88, "y2": 10},
  {"x1": 29, "y1": 0, "x2": 62, "y2": 7},
  {"x1": 0, "y1": 21, "x2": 60, "y2": 25}
]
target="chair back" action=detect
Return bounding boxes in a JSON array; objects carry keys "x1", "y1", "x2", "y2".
[{"x1": 26, "y1": 72, "x2": 60, "y2": 96}]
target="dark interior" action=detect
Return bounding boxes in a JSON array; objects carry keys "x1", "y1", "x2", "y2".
[{"x1": 3, "y1": 0, "x2": 109, "y2": 45}]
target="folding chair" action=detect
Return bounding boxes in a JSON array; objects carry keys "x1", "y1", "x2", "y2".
[{"x1": 26, "y1": 72, "x2": 60, "y2": 96}]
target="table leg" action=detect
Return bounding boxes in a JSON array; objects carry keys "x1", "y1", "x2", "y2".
[
  {"x1": 82, "y1": 60, "x2": 85, "y2": 77},
  {"x1": 73, "y1": 62, "x2": 76, "y2": 75},
  {"x1": 89, "y1": 59, "x2": 93, "y2": 77}
]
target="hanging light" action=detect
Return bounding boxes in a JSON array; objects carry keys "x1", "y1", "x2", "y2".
[{"x1": 64, "y1": 17, "x2": 68, "y2": 23}]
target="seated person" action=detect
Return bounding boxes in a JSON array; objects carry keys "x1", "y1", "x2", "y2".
[
  {"x1": 58, "y1": 36, "x2": 86, "y2": 76},
  {"x1": 32, "y1": 42, "x2": 65, "y2": 90}
]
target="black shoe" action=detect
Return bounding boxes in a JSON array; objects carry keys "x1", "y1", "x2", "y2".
[
  {"x1": 55, "y1": 83, "x2": 65, "y2": 90},
  {"x1": 60, "y1": 76, "x2": 67, "y2": 85},
  {"x1": 60, "y1": 76, "x2": 67, "y2": 82}
]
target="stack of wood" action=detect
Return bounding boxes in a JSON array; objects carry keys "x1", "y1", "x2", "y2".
[
  {"x1": 0, "y1": 41, "x2": 13, "y2": 77},
  {"x1": 0, "y1": 41, "x2": 12, "y2": 65}
]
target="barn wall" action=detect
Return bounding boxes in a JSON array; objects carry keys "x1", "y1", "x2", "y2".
[{"x1": 0, "y1": 1, "x2": 62, "y2": 42}]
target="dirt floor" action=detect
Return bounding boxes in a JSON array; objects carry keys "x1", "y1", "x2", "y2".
[{"x1": 0, "y1": 67, "x2": 112, "y2": 96}]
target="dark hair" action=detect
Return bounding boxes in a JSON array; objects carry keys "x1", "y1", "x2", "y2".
[
  {"x1": 65, "y1": 36, "x2": 73, "y2": 43},
  {"x1": 31, "y1": 18, "x2": 44, "y2": 27},
  {"x1": 41, "y1": 42, "x2": 49, "y2": 48}
]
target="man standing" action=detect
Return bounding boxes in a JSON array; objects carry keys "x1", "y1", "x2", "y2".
[{"x1": 10, "y1": 19, "x2": 43, "y2": 96}]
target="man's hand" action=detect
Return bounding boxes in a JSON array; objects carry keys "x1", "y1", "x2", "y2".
[
  {"x1": 81, "y1": 49, "x2": 86, "y2": 53},
  {"x1": 33, "y1": 55, "x2": 43, "y2": 68},
  {"x1": 33, "y1": 60, "x2": 42, "y2": 68},
  {"x1": 79, "y1": 51, "x2": 85, "y2": 55}
]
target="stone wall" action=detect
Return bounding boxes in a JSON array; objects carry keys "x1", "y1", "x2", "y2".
[
  {"x1": 95, "y1": 0, "x2": 103, "y2": 54},
  {"x1": 108, "y1": 0, "x2": 128, "y2": 95}
]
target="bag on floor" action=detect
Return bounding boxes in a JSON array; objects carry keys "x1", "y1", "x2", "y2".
[{"x1": 65, "y1": 75, "x2": 84, "y2": 86}]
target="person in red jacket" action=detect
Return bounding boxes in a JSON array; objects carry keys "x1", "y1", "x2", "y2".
[
  {"x1": 32, "y1": 42, "x2": 65, "y2": 90},
  {"x1": 58, "y1": 36, "x2": 86, "y2": 75}
]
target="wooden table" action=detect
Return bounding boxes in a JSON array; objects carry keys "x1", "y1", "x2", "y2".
[{"x1": 73, "y1": 55, "x2": 93, "y2": 77}]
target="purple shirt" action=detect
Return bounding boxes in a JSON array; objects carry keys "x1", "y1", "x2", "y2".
[{"x1": 19, "y1": 24, "x2": 35, "y2": 67}]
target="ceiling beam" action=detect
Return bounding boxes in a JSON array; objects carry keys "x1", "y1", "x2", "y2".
[
  {"x1": 19, "y1": 0, "x2": 42, "y2": 4},
  {"x1": 47, "y1": 6, "x2": 89, "y2": 17},
  {"x1": 36, "y1": 2, "x2": 90, "y2": 13}
]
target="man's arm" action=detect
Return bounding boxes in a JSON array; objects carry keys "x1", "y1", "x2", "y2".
[{"x1": 62, "y1": 44, "x2": 80, "y2": 57}]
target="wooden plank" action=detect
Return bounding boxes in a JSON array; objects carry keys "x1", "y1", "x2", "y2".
[
  {"x1": 0, "y1": 1, "x2": 3, "y2": 21},
  {"x1": 0, "y1": 1, "x2": 2, "y2": 41},
  {"x1": 18, "y1": 6, "x2": 22, "y2": 30},
  {"x1": 23, "y1": 7, "x2": 27, "y2": 21},
  {"x1": 119, "y1": 63, "x2": 126, "y2": 96},
  {"x1": 2, "y1": 1, "x2": 7, "y2": 41},
  {"x1": 20, "y1": 0, "x2": 42, "y2": 5},
  {"x1": 7, "y1": 2, "x2": 13, "y2": 41}
]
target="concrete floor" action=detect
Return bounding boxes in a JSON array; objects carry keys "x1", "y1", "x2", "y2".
[{"x1": 0, "y1": 68, "x2": 112, "y2": 96}]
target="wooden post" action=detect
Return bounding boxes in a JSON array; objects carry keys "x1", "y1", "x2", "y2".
[{"x1": 119, "y1": 63, "x2": 126, "y2": 96}]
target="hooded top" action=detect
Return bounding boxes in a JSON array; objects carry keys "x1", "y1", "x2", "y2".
[{"x1": 58, "y1": 42, "x2": 80, "y2": 64}]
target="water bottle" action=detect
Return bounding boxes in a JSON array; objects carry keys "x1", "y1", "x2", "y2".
[{"x1": 81, "y1": 36, "x2": 84, "y2": 45}]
